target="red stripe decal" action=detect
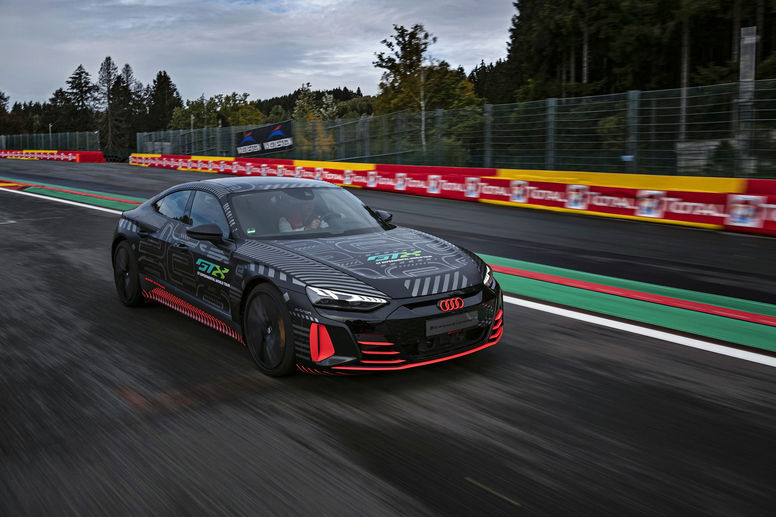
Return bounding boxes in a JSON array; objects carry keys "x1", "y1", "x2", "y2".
[
  {"x1": 490, "y1": 264, "x2": 776, "y2": 328},
  {"x1": 143, "y1": 287, "x2": 243, "y2": 344}
]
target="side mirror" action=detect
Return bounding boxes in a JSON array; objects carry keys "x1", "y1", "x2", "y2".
[
  {"x1": 375, "y1": 209, "x2": 393, "y2": 223},
  {"x1": 186, "y1": 223, "x2": 224, "y2": 243}
]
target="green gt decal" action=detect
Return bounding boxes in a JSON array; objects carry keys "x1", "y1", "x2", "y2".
[
  {"x1": 367, "y1": 250, "x2": 422, "y2": 262},
  {"x1": 196, "y1": 258, "x2": 230, "y2": 279}
]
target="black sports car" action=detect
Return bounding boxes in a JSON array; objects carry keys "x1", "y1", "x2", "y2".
[{"x1": 111, "y1": 177, "x2": 503, "y2": 376}]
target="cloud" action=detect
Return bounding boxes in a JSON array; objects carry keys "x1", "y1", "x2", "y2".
[{"x1": 0, "y1": 0, "x2": 514, "y2": 105}]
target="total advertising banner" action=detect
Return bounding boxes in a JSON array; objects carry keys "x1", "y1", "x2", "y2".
[
  {"x1": 234, "y1": 120, "x2": 294, "y2": 157},
  {"x1": 0, "y1": 150, "x2": 105, "y2": 162},
  {"x1": 477, "y1": 179, "x2": 731, "y2": 226},
  {"x1": 723, "y1": 194, "x2": 776, "y2": 235},
  {"x1": 128, "y1": 152, "x2": 776, "y2": 236}
]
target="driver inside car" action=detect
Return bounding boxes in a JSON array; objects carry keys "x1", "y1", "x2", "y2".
[{"x1": 278, "y1": 201, "x2": 329, "y2": 232}]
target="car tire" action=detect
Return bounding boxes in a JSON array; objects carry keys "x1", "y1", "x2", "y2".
[
  {"x1": 113, "y1": 240, "x2": 143, "y2": 307},
  {"x1": 243, "y1": 284, "x2": 295, "y2": 376}
]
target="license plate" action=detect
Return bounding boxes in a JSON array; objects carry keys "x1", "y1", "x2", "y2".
[{"x1": 426, "y1": 311, "x2": 479, "y2": 336}]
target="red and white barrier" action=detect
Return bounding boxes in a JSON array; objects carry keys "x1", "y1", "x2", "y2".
[
  {"x1": 128, "y1": 153, "x2": 776, "y2": 237},
  {"x1": 0, "y1": 150, "x2": 105, "y2": 163}
]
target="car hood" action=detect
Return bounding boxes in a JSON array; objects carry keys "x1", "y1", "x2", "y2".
[{"x1": 267, "y1": 227, "x2": 485, "y2": 299}]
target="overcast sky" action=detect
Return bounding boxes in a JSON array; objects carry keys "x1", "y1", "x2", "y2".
[{"x1": 1, "y1": 0, "x2": 514, "y2": 105}]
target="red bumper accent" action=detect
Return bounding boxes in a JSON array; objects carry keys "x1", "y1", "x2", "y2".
[
  {"x1": 309, "y1": 323, "x2": 335, "y2": 362},
  {"x1": 332, "y1": 337, "x2": 500, "y2": 372}
]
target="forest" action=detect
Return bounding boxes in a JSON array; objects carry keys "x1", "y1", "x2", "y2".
[{"x1": 1, "y1": 0, "x2": 774, "y2": 155}]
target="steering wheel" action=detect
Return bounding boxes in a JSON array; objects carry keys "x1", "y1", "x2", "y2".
[
  {"x1": 320, "y1": 211, "x2": 343, "y2": 223},
  {"x1": 303, "y1": 211, "x2": 344, "y2": 228}
]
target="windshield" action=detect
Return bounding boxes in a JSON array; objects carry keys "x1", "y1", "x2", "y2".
[{"x1": 230, "y1": 186, "x2": 387, "y2": 239}]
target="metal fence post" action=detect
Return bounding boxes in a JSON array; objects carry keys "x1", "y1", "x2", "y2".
[
  {"x1": 546, "y1": 98, "x2": 557, "y2": 170},
  {"x1": 337, "y1": 119, "x2": 345, "y2": 160},
  {"x1": 435, "y1": 109, "x2": 443, "y2": 165},
  {"x1": 738, "y1": 26, "x2": 757, "y2": 177},
  {"x1": 484, "y1": 104, "x2": 493, "y2": 168},
  {"x1": 627, "y1": 90, "x2": 640, "y2": 173},
  {"x1": 362, "y1": 115, "x2": 370, "y2": 160},
  {"x1": 396, "y1": 113, "x2": 403, "y2": 165},
  {"x1": 309, "y1": 120, "x2": 316, "y2": 160}
]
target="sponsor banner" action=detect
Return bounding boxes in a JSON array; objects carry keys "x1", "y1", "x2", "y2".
[
  {"x1": 478, "y1": 178, "x2": 730, "y2": 225},
  {"x1": 126, "y1": 153, "x2": 776, "y2": 235},
  {"x1": 0, "y1": 150, "x2": 104, "y2": 162},
  {"x1": 635, "y1": 190, "x2": 667, "y2": 218},
  {"x1": 724, "y1": 194, "x2": 776, "y2": 235},
  {"x1": 465, "y1": 177, "x2": 482, "y2": 198},
  {"x1": 235, "y1": 120, "x2": 294, "y2": 157},
  {"x1": 395, "y1": 173, "x2": 407, "y2": 191}
]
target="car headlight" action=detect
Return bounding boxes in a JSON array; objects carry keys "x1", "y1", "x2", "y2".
[
  {"x1": 483, "y1": 265, "x2": 496, "y2": 288},
  {"x1": 306, "y1": 286, "x2": 388, "y2": 311}
]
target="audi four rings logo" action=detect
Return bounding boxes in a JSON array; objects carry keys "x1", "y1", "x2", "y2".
[{"x1": 438, "y1": 297, "x2": 464, "y2": 312}]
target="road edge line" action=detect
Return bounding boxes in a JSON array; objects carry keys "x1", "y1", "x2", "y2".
[{"x1": 503, "y1": 295, "x2": 776, "y2": 368}]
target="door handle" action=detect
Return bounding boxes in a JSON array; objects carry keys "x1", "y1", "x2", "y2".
[
  {"x1": 138, "y1": 230, "x2": 150, "y2": 238},
  {"x1": 173, "y1": 242, "x2": 189, "y2": 249}
]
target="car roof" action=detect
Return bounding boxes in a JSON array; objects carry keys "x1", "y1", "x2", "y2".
[{"x1": 166, "y1": 176, "x2": 338, "y2": 198}]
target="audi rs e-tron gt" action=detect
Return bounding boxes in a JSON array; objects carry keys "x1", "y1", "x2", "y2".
[{"x1": 111, "y1": 177, "x2": 503, "y2": 376}]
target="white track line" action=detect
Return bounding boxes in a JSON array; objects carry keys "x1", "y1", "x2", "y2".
[
  {"x1": 504, "y1": 295, "x2": 776, "y2": 368},
  {"x1": 0, "y1": 187, "x2": 123, "y2": 215}
]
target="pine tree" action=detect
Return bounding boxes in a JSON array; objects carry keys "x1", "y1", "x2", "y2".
[
  {"x1": 107, "y1": 75, "x2": 133, "y2": 150},
  {"x1": 147, "y1": 71, "x2": 183, "y2": 131},
  {"x1": 65, "y1": 64, "x2": 98, "y2": 130},
  {"x1": 45, "y1": 88, "x2": 76, "y2": 133},
  {"x1": 0, "y1": 90, "x2": 23, "y2": 134},
  {"x1": 119, "y1": 64, "x2": 145, "y2": 147},
  {"x1": 98, "y1": 57, "x2": 119, "y2": 148}
]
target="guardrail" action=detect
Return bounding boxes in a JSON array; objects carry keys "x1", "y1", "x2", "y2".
[
  {"x1": 129, "y1": 153, "x2": 776, "y2": 237},
  {"x1": 0, "y1": 149, "x2": 105, "y2": 163}
]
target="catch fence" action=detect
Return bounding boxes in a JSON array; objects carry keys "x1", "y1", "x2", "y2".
[
  {"x1": 133, "y1": 79, "x2": 776, "y2": 178},
  {"x1": 0, "y1": 131, "x2": 100, "y2": 153}
]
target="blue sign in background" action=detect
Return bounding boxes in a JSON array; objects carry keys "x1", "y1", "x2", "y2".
[{"x1": 235, "y1": 120, "x2": 294, "y2": 157}]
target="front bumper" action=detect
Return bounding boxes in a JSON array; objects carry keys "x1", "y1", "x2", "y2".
[{"x1": 291, "y1": 282, "x2": 503, "y2": 372}]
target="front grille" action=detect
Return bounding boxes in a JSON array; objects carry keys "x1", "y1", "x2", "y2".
[
  {"x1": 353, "y1": 296, "x2": 497, "y2": 363},
  {"x1": 332, "y1": 292, "x2": 503, "y2": 372},
  {"x1": 405, "y1": 325, "x2": 489, "y2": 361}
]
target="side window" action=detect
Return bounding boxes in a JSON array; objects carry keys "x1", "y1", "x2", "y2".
[
  {"x1": 154, "y1": 190, "x2": 192, "y2": 224},
  {"x1": 189, "y1": 191, "x2": 230, "y2": 238}
]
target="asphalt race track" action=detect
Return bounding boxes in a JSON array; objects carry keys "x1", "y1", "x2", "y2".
[{"x1": 1, "y1": 161, "x2": 776, "y2": 515}]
